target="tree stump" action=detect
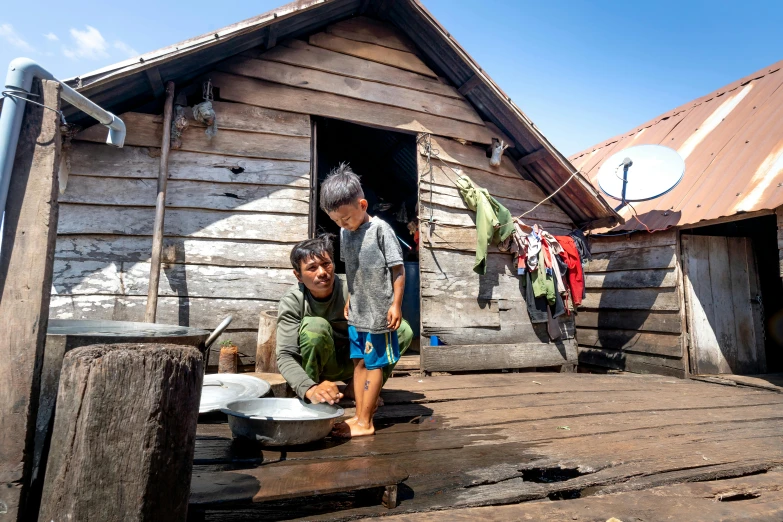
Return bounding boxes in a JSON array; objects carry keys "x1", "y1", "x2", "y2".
[
  {"x1": 39, "y1": 343, "x2": 203, "y2": 522},
  {"x1": 256, "y1": 310, "x2": 279, "y2": 373}
]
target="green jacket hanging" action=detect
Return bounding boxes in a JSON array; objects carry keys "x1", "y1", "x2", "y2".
[
  {"x1": 530, "y1": 249, "x2": 556, "y2": 305},
  {"x1": 455, "y1": 175, "x2": 514, "y2": 275}
]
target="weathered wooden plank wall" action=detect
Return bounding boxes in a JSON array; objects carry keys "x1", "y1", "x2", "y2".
[
  {"x1": 51, "y1": 107, "x2": 310, "y2": 368},
  {"x1": 576, "y1": 229, "x2": 686, "y2": 377},
  {"x1": 50, "y1": 16, "x2": 580, "y2": 372},
  {"x1": 417, "y1": 136, "x2": 578, "y2": 371}
]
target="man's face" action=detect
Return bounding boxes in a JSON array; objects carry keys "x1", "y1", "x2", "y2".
[
  {"x1": 327, "y1": 200, "x2": 368, "y2": 232},
  {"x1": 295, "y1": 253, "x2": 335, "y2": 297}
]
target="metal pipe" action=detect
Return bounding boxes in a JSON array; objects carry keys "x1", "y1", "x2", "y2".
[{"x1": 0, "y1": 57, "x2": 126, "y2": 234}]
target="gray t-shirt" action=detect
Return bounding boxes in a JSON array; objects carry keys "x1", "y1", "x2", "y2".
[{"x1": 340, "y1": 216, "x2": 404, "y2": 333}]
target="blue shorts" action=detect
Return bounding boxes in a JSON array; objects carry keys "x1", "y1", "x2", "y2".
[{"x1": 348, "y1": 326, "x2": 400, "y2": 370}]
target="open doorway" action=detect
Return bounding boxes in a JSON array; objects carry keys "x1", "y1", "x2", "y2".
[
  {"x1": 312, "y1": 117, "x2": 421, "y2": 349},
  {"x1": 681, "y1": 214, "x2": 783, "y2": 375}
]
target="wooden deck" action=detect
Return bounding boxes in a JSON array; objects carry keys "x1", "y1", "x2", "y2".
[{"x1": 191, "y1": 372, "x2": 783, "y2": 521}]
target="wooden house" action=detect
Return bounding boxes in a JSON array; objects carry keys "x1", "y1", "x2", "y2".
[
  {"x1": 49, "y1": 0, "x2": 620, "y2": 372},
  {"x1": 570, "y1": 59, "x2": 783, "y2": 379}
]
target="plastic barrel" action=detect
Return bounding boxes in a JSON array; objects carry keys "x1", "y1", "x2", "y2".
[{"x1": 401, "y1": 262, "x2": 420, "y2": 338}]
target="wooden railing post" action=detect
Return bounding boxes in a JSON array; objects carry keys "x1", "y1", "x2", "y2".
[{"x1": 0, "y1": 79, "x2": 61, "y2": 520}]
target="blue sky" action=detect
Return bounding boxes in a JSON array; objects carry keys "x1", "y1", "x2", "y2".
[{"x1": 1, "y1": 0, "x2": 781, "y2": 155}]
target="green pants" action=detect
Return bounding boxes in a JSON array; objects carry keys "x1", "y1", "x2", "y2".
[{"x1": 299, "y1": 317, "x2": 413, "y2": 384}]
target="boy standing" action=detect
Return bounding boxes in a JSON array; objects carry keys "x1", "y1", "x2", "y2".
[{"x1": 319, "y1": 163, "x2": 405, "y2": 438}]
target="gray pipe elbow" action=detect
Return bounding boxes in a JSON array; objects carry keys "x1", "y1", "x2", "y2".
[{"x1": 105, "y1": 112, "x2": 126, "y2": 148}]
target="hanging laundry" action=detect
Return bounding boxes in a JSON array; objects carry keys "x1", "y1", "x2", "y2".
[
  {"x1": 523, "y1": 270, "x2": 548, "y2": 324},
  {"x1": 529, "y1": 248, "x2": 559, "y2": 305},
  {"x1": 523, "y1": 269, "x2": 565, "y2": 324},
  {"x1": 556, "y1": 235, "x2": 585, "y2": 307},
  {"x1": 541, "y1": 236, "x2": 567, "y2": 295},
  {"x1": 570, "y1": 229, "x2": 592, "y2": 264},
  {"x1": 455, "y1": 175, "x2": 514, "y2": 275}
]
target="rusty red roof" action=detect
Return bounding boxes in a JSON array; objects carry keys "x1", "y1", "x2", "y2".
[{"x1": 570, "y1": 59, "x2": 783, "y2": 231}]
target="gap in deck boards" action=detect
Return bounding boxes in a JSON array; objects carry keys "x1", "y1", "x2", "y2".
[
  {"x1": 683, "y1": 214, "x2": 783, "y2": 373},
  {"x1": 313, "y1": 118, "x2": 421, "y2": 349}
]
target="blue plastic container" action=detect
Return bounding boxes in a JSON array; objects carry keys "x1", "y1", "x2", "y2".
[{"x1": 401, "y1": 262, "x2": 420, "y2": 338}]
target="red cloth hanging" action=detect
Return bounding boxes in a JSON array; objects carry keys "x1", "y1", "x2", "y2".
[{"x1": 555, "y1": 236, "x2": 584, "y2": 306}]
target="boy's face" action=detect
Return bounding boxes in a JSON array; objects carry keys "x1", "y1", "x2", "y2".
[{"x1": 327, "y1": 200, "x2": 369, "y2": 231}]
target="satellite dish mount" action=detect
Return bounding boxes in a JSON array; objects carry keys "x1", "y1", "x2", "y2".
[
  {"x1": 615, "y1": 157, "x2": 634, "y2": 211},
  {"x1": 596, "y1": 145, "x2": 685, "y2": 212}
]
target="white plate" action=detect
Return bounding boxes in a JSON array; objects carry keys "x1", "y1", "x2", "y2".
[{"x1": 200, "y1": 374, "x2": 271, "y2": 414}]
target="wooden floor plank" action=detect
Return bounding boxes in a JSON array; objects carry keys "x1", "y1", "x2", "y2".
[
  {"x1": 192, "y1": 457, "x2": 407, "y2": 505},
  {"x1": 371, "y1": 469, "x2": 783, "y2": 521},
  {"x1": 195, "y1": 373, "x2": 783, "y2": 520}
]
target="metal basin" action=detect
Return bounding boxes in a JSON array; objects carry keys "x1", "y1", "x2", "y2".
[
  {"x1": 47, "y1": 319, "x2": 210, "y2": 349},
  {"x1": 222, "y1": 398, "x2": 344, "y2": 446}
]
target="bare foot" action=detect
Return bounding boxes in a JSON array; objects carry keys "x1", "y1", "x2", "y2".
[
  {"x1": 345, "y1": 416, "x2": 359, "y2": 425},
  {"x1": 331, "y1": 420, "x2": 375, "y2": 438}
]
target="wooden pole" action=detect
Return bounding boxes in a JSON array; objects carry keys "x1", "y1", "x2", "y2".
[
  {"x1": 145, "y1": 81, "x2": 176, "y2": 323},
  {"x1": 39, "y1": 343, "x2": 203, "y2": 522},
  {"x1": 256, "y1": 310, "x2": 280, "y2": 373},
  {"x1": 0, "y1": 79, "x2": 61, "y2": 521}
]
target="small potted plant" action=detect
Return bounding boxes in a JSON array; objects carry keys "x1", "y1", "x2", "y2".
[{"x1": 218, "y1": 339, "x2": 238, "y2": 374}]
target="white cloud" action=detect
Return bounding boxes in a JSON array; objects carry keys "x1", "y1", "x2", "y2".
[
  {"x1": 44, "y1": 32, "x2": 58, "y2": 41},
  {"x1": 0, "y1": 23, "x2": 34, "y2": 51},
  {"x1": 114, "y1": 40, "x2": 138, "y2": 58},
  {"x1": 62, "y1": 25, "x2": 108, "y2": 60}
]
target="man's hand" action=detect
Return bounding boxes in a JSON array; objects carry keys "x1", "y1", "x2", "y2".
[
  {"x1": 344, "y1": 295, "x2": 350, "y2": 320},
  {"x1": 386, "y1": 304, "x2": 402, "y2": 331},
  {"x1": 305, "y1": 381, "x2": 343, "y2": 405}
]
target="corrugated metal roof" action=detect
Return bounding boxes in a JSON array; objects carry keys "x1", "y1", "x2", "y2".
[
  {"x1": 570, "y1": 60, "x2": 783, "y2": 232},
  {"x1": 49, "y1": 0, "x2": 618, "y2": 227}
]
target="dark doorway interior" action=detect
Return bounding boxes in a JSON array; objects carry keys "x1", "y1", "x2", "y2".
[
  {"x1": 313, "y1": 117, "x2": 421, "y2": 344},
  {"x1": 682, "y1": 214, "x2": 783, "y2": 372}
]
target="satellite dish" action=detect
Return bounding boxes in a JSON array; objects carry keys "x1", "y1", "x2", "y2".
[{"x1": 596, "y1": 145, "x2": 685, "y2": 205}]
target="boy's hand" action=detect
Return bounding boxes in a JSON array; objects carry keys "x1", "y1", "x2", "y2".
[
  {"x1": 387, "y1": 304, "x2": 402, "y2": 331},
  {"x1": 344, "y1": 299, "x2": 350, "y2": 320}
]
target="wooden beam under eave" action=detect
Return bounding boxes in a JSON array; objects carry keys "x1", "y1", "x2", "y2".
[
  {"x1": 517, "y1": 148, "x2": 548, "y2": 167},
  {"x1": 145, "y1": 67, "x2": 165, "y2": 99},
  {"x1": 372, "y1": 0, "x2": 393, "y2": 17},
  {"x1": 266, "y1": 24, "x2": 278, "y2": 49},
  {"x1": 458, "y1": 74, "x2": 483, "y2": 97}
]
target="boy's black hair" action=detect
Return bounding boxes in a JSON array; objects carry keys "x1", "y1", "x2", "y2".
[
  {"x1": 319, "y1": 163, "x2": 364, "y2": 213},
  {"x1": 290, "y1": 234, "x2": 335, "y2": 272}
]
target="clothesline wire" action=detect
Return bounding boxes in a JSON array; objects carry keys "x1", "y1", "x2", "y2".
[
  {"x1": 416, "y1": 133, "x2": 580, "y2": 228},
  {"x1": 2, "y1": 87, "x2": 67, "y2": 124},
  {"x1": 416, "y1": 134, "x2": 662, "y2": 241}
]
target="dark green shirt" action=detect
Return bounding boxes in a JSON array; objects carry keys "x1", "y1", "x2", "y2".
[{"x1": 275, "y1": 276, "x2": 349, "y2": 399}]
